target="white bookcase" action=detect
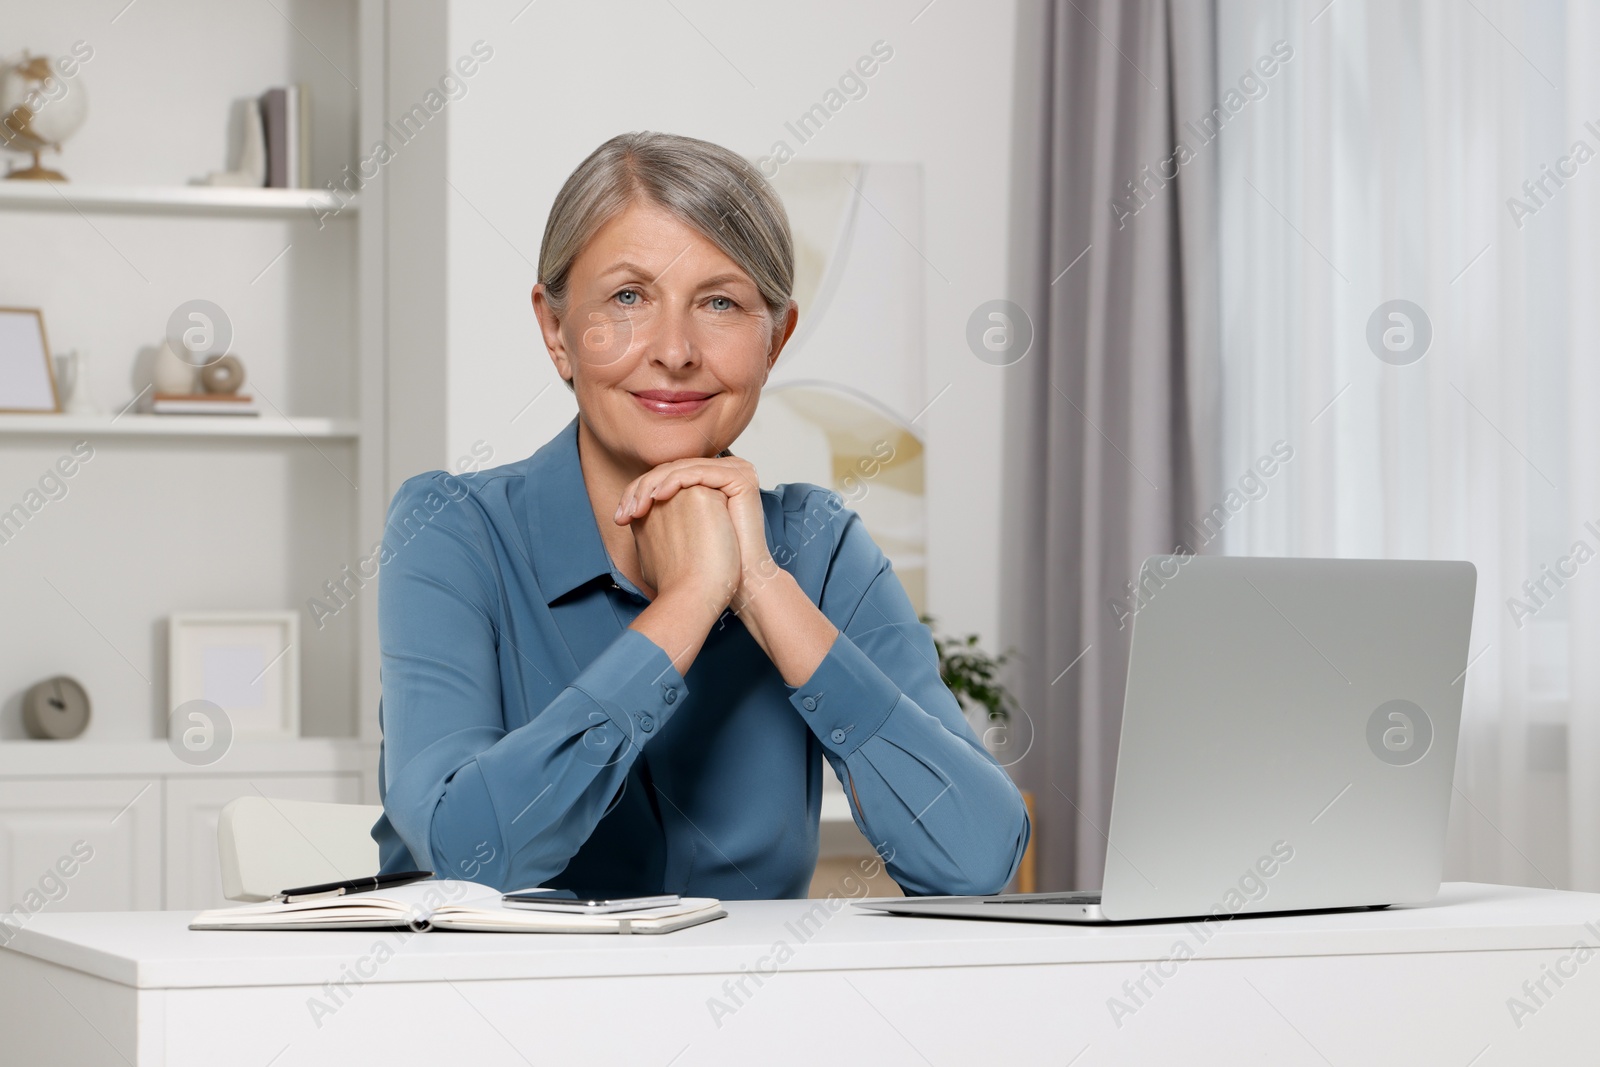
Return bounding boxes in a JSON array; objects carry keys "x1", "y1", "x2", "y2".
[{"x1": 0, "y1": 0, "x2": 392, "y2": 909}]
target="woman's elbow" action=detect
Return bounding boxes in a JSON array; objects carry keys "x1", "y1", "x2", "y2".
[
  {"x1": 966, "y1": 803, "x2": 1031, "y2": 895},
  {"x1": 422, "y1": 778, "x2": 510, "y2": 885},
  {"x1": 916, "y1": 797, "x2": 1031, "y2": 897}
]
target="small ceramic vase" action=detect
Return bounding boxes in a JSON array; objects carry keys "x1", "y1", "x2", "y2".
[{"x1": 152, "y1": 340, "x2": 196, "y2": 394}]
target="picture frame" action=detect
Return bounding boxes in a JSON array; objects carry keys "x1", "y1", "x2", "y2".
[
  {"x1": 168, "y1": 611, "x2": 300, "y2": 740},
  {"x1": 0, "y1": 307, "x2": 60, "y2": 413}
]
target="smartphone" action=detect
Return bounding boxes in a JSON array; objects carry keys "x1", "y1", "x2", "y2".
[{"x1": 502, "y1": 889, "x2": 681, "y2": 914}]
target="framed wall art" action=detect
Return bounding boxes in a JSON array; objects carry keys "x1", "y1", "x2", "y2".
[
  {"x1": 0, "y1": 307, "x2": 60, "y2": 413},
  {"x1": 168, "y1": 611, "x2": 300, "y2": 740}
]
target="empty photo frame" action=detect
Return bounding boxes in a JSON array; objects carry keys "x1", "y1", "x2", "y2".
[
  {"x1": 0, "y1": 308, "x2": 59, "y2": 413},
  {"x1": 169, "y1": 611, "x2": 300, "y2": 740}
]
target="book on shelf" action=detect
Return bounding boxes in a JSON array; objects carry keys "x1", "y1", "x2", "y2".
[
  {"x1": 189, "y1": 879, "x2": 727, "y2": 935},
  {"x1": 148, "y1": 393, "x2": 260, "y2": 416},
  {"x1": 259, "y1": 83, "x2": 311, "y2": 189}
]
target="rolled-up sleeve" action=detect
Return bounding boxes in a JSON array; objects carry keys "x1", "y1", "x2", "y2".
[
  {"x1": 783, "y1": 488, "x2": 1031, "y2": 896},
  {"x1": 377, "y1": 474, "x2": 686, "y2": 890}
]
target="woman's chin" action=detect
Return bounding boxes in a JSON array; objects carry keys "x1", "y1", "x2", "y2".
[
  {"x1": 619, "y1": 427, "x2": 716, "y2": 465},
  {"x1": 641, "y1": 444, "x2": 720, "y2": 466},
  {"x1": 625, "y1": 414, "x2": 729, "y2": 452}
]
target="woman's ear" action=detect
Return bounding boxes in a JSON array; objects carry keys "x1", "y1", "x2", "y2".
[
  {"x1": 765, "y1": 299, "x2": 799, "y2": 378},
  {"x1": 531, "y1": 283, "x2": 574, "y2": 385}
]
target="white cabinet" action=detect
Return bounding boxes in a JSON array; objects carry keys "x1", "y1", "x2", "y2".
[
  {"x1": 0, "y1": 740, "x2": 379, "y2": 914},
  {"x1": 0, "y1": 778, "x2": 163, "y2": 918},
  {"x1": 164, "y1": 775, "x2": 362, "y2": 911}
]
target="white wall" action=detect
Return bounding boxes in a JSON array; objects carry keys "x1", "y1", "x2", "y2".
[{"x1": 387, "y1": 0, "x2": 1020, "y2": 644}]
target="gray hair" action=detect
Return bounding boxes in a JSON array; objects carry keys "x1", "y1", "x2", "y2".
[{"x1": 538, "y1": 132, "x2": 795, "y2": 386}]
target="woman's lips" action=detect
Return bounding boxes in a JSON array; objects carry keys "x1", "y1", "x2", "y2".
[{"x1": 631, "y1": 390, "x2": 715, "y2": 416}]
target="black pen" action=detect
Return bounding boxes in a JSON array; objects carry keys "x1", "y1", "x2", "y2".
[{"x1": 273, "y1": 870, "x2": 434, "y2": 904}]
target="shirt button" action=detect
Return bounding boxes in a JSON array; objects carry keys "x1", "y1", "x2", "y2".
[
  {"x1": 664, "y1": 687, "x2": 678, "y2": 705},
  {"x1": 830, "y1": 728, "x2": 846, "y2": 745},
  {"x1": 801, "y1": 696, "x2": 817, "y2": 712},
  {"x1": 638, "y1": 715, "x2": 654, "y2": 733}
]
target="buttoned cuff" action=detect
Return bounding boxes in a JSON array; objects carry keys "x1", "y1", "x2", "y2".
[
  {"x1": 787, "y1": 631, "x2": 902, "y2": 758},
  {"x1": 568, "y1": 628, "x2": 688, "y2": 750}
]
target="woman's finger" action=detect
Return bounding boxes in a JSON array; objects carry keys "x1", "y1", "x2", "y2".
[
  {"x1": 613, "y1": 476, "x2": 646, "y2": 524},
  {"x1": 619, "y1": 461, "x2": 754, "y2": 523},
  {"x1": 623, "y1": 471, "x2": 704, "y2": 522},
  {"x1": 615, "y1": 462, "x2": 692, "y2": 523},
  {"x1": 615, "y1": 459, "x2": 702, "y2": 522}
]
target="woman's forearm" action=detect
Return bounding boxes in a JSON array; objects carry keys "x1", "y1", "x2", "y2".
[
  {"x1": 388, "y1": 626, "x2": 690, "y2": 892},
  {"x1": 629, "y1": 582, "x2": 729, "y2": 674},
  {"x1": 734, "y1": 564, "x2": 839, "y2": 687}
]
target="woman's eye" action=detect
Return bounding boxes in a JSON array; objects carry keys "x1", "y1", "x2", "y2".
[
  {"x1": 708, "y1": 296, "x2": 735, "y2": 312},
  {"x1": 615, "y1": 289, "x2": 641, "y2": 306}
]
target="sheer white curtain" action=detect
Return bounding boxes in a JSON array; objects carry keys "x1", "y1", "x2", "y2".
[{"x1": 1216, "y1": 0, "x2": 1600, "y2": 889}]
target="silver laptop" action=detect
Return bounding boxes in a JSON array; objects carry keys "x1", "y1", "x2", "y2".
[{"x1": 855, "y1": 556, "x2": 1477, "y2": 924}]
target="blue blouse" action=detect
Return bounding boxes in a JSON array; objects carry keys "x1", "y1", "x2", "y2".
[{"x1": 371, "y1": 414, "x2": 1030, "y2": 898}]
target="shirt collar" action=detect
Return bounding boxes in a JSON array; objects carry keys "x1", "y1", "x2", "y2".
[{"x1": 525, "y1": 415, "x2": 613, "y2": 604}]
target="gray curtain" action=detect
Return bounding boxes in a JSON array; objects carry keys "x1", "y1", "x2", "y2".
[{"x1": 1001, "y1": 0, "x2": 1221, "y2": 892}]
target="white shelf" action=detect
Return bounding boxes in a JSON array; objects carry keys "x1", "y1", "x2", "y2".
[
  {"x1": 0, "y1": 413, "x2": 361, "y2": 439},
  {"x1": 0, "y1": 738, "x2": 377, "y2": 778},
  {"x1": 0, "y1": 182, "x2": 354, "y2": 219}
]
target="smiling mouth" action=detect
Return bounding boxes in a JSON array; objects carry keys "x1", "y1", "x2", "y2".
[{"x1": 631, "y1": 390, "x2": 716, "y2": 415}]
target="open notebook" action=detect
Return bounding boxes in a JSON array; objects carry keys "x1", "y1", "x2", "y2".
[{"x1": 189, "y1": 879, "x2": 726, "y2": 935}]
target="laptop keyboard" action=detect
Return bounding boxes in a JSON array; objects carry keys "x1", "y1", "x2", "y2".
[{"x1": 985, "y1": 892, "x2": 1102, "y2": 905}]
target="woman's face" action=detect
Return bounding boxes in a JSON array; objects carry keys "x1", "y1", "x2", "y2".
[{"x1": 533, "y1": 198, "x2": 798, "y2": 474}]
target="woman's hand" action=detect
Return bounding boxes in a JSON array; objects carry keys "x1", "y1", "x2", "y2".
[
  {"x1": 628, "y1": 482, "x2": 741, "y2": 609},
  {"x1": 614, "y1": 457, "x2": 775, "y2": 606},
  {"x1": 623, "y1": 485, "x2": 740, "y2": 677},
  {"x1": 619, "y1": 456, "x2": 839, "y2": 687}
]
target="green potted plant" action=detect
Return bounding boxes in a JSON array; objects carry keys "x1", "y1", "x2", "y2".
[{"x1": 920, "y1": 614, "x2": 1020, "y2": 752}]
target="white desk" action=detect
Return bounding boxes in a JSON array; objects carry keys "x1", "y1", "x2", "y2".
[{"x1": 3, "y1": 882, "x2": 1598, "y2": 1065}]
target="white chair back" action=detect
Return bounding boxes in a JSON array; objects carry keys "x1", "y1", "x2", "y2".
[{"x1": 218, "y1": 797, "x2": 384, "y2": 902}]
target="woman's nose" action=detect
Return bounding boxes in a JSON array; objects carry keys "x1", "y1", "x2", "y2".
[{"x1": 643, "y1": 309, "x2": 698, "y2": 371}]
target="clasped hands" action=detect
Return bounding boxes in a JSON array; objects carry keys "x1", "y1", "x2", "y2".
[
  {"x1": 612, "y1": 456, "x2": 778, "y2": 619},
  {"x1": 615, "y1": 456, "x2": 840, "y2": 687}
]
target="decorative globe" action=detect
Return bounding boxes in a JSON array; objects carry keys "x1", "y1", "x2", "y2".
[{"x1": 0, "y1": 52, "x2": 88, "y2": 181}]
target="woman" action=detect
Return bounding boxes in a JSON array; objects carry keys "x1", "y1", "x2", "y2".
[{"x1": 371, "y1": 131, "x2": 1029, "y2": 899}]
